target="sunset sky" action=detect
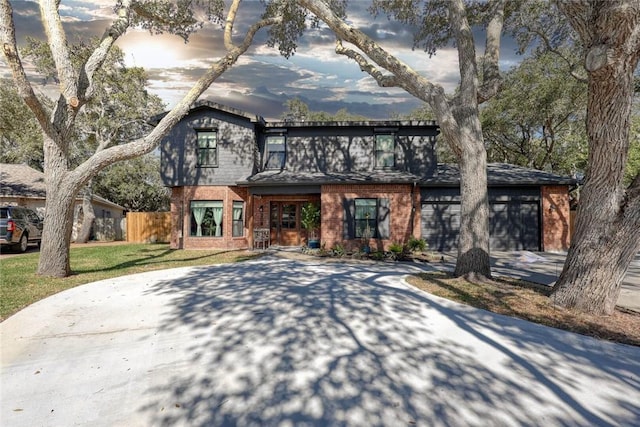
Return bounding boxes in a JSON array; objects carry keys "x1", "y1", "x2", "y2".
[{"x1": 4, "y1": 0, "x2": 524, "y2": 120}]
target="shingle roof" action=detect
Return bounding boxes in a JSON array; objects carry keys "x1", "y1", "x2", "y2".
[
  {"x1": 151, "y1": 100, "x2": 265, "y2": 125},
  {"x1": 239, "y1": 164, "x2": 575, "y2": 187},
  {"x1": 0, "y1": 163, "x2": 46, "y2": 198},
  {"x1": 0, "y1": 163, "x2": 126, "y2": 209},
  {"x1": 239, "y1": 170, "x2": 423, "y2": 186},
  {"x1": 420, "y1": 163, "x2": 577, "y2": 186}
]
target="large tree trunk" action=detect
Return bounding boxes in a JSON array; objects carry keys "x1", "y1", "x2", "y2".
[
  {"x1": 37, "y1": 135, "x2": 79, "y2": 277},
  {"x1": 455, "y1": 126, "x2": 491, "y2": 278},
  {"x1": 551, "y1": 1, "x2": 640, "y2": 315},
  {"x1": 75, "y1": 183, "x2": 95, "y2": 243}
]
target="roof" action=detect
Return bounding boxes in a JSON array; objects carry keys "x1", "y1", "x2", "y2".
[
  {"x1": 239, "y1": 170, "x2": 423, "y2": 186},
  {"x1": 1, "y1": 163, "x2": 46, "y2": 198},
  {"x1": 151, "y1": 100, "x2": 265, "y2": 125},
  {"x1": 420, "y1": 163, "x2": 577, "y2": 186},
  {"x1": 267, "y1": 119, "x2": 438, "y2": 128},
  {"x1": 239, "y1": 163, "x2": 576, "y2": 187},
  {"x1": 0, "y1": 163, "x2": 126, "y2": 210}
]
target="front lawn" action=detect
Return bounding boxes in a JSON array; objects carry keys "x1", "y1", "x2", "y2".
[{"x1": 0, "y1": 243, "x2": 260, "y2": 320}]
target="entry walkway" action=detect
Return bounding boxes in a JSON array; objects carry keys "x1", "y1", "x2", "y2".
[{"x1": 1, "y1": 257, "x2": 639, "y2": 426}]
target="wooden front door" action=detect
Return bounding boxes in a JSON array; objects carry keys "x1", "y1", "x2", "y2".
[{"x1": 270, "y1": 202, "x2": 300, "y2": 246}]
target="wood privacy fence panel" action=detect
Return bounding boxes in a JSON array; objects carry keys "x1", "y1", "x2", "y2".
[{"x1": 126, "y1": 212, "x2": 171, "y2": 243}]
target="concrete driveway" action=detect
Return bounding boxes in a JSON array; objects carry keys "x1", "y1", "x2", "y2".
[{"x1": 2, "y1": 256, "x2": 639, "y2": 426}]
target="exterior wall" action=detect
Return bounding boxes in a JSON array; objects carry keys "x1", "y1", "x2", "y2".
[
  {"x1": 0, "y1": 196, "x2": 124, "y2": 241},
  {"x1": 320, "y1": 184, "x2": 420, "y2": 252},
  {"x1": 541, "y1": 185, "x2": 571, "y2": 252},
  {"x1": 170, "y1": 186, "x2": 250, "y2": 250},
  {"x1": 161, "y1": 108, "x2": 257, "y2": 187},
  {"x1": 259, "y1": 125, "x2": 437, "y2": 177},
  {"x1": 249, "y1": 194, "x2": 321, "y2": 246}
]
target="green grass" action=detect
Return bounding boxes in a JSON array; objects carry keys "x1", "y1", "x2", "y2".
[{"x1": 0, "y1": 244, "x2": 261, "y2": 320}]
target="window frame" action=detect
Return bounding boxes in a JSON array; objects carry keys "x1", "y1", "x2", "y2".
[
  {"x1": 374, "y1": 133, "x2": 396, "y2": 169},
  {"x1": 190, "y1": 200, "x2": 224, "y2": 237},
  {"x1": 354, "y1": 198, "x2": 378, "y2": 239},
  {"x1": 232, "y1": 201, "x2": 244, "y2": 237},
  {"x1": 264, "y1": 135, "x2": 286, "y2": 170},
  {"x1": 196, "y1": 128, "x2": 218, "y2": 168}
]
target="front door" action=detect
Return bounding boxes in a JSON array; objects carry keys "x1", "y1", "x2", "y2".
[{"x1": 270, "y1": 202, "x2": 300, "y2": 246}]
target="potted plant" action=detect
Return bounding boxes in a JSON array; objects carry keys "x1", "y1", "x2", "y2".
[{"x1": 301, "y1": 202, "x2": 321, "y2": 249}]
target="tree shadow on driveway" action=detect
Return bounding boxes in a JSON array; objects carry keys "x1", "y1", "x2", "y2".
[{"x1": 138, "y1": 256, "x2": 640, "y2": 426}]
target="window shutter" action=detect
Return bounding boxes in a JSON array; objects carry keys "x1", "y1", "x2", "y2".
[
  {"x1": 343, "y1": 198, "x2": 355, "y2": 239},
  {"x1": 377, "y1": 198, "x2": 390, "y2": 239}
]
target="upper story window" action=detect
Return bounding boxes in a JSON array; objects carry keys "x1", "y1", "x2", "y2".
[
  {"x1": 375, "y1": 134, "x2": 395, "y2": 168},
  {"x1": 265, "y1": 135, "x2": 286, "y2": 169},
  {"x1": 197, "y1": 129, "x2": 218, "y2": 167}
]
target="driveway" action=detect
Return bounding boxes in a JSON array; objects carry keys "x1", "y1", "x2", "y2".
[{"x1": 1, "y1": 256, "x2": 639, "y2": 426}]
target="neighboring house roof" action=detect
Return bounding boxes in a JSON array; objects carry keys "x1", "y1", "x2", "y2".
[
  {"x1": 420, "y1": 163, "x2": 577, "y2": 186},
  {"x1": 0, "y1": 163, "x2": 126, "y2": 210},
  {"x1": 0, "y1": 163, "x2": 46, "y2": 198}
]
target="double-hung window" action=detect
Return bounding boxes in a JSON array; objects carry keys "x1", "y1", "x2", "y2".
[
  {"x1": 190, "y1": 201, "x2": 223, "y2": 237},
  {"x1": 375, "y1": 134, "x2": 395, "y2": 168},
  {"x1": 354, "y1": 199, "x2": 378, "y2": 238},
  {"x1": 232, "y1": 201, "x2": 244, "y2": 237},
  {"x1": 197, "y1": 129, "x2": 218, "y2": 167},
  {"x1": 265, "y1": 135, "x2": 286, "y2": 169}
]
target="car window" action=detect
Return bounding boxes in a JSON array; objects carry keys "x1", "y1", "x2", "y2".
[
  {"x1": 10, "y1": 209, "x2": 23, "y2": 219},
  {"x1": 29, "y1": 211, "x2": 41, "y2": 222},
  {"x1": 0, "y1": 208, "x2": 7, "y2": 219}
]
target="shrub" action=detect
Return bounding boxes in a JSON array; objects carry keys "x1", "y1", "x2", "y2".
[
  {"x1": 407, "y1": 236, "x2": 427, "y2": 252},
  {"x1": 332, "y1": 243, "x2": 346, "y2": 257}
]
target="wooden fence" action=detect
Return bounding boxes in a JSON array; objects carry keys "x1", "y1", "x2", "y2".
[{"x1": 126, "y1": 212, "x2": 171, "y2": 243}]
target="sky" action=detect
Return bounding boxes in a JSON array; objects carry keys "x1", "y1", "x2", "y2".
[{"x1": 3, "y1": 0, "x2": 524, "y2": 120}]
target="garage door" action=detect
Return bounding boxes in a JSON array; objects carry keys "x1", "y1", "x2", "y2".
[
  {"x1": 421, "y1": 202, "x2": 460, "y2": 251},
  {"x1": 421, "y1": 187, "x2": 541, "y2": 252},
  {"x1": 489, "y1": 201, "x2": 540, "y2": 250}
]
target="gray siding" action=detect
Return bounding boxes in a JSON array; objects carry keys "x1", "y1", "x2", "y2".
[
  {"x1": 161, "y1": 108, "x2": 257, "y2": 186},
  {"x1": 259, "y1": 126, "x2": 437, "y2": 177}
]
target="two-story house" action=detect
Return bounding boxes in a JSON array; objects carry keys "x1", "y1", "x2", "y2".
[{"x1": 160, "y1": 101, "x2": 574, "y2": 253}]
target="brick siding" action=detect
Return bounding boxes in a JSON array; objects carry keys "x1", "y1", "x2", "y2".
[
  {"x1": 321, "y1": 184, "x2": 420, "y2": 252},
  {"x1": 170, "y1": 186, "x2": 249, "y2": 250},
  {"x1": 541, "y1": 185, "x2": 571, "y2": 251}
]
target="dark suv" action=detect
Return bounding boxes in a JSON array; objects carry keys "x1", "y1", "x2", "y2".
[{"x1": 0, "y1": 206, "x2": 44, "y2": 253}]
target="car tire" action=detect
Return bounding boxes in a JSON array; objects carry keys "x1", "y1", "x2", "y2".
[{"x1": 17, "y1": 234, "x2": 28, "y2": 253}]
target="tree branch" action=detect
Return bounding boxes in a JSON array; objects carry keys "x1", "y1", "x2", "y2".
[
  {"x1": 449, "y1": 0, "x2": 478, "y2": 108},
  {"x1": 0, "y1": 0, "x2": 51, "y2": 132},
  {"x1": 71, "y1": 13, "x2": 282, "y2": 188},
  {"x1": 80, "y1": 1, "x2": 133, "y2": 103},
  {"x1": 39, "y1": 0, "x2": 77, "y2": 107},
  {"x1": 554, "y1": 0, "x2": 593, "y2": 44},
  {"x1": 224, "y1": 0, "x2": 241, "y2": 50},
  {"x1": 477, "y1": 0, "x2": 506, "y2": 103},
  {"x1": 532, "y1": 26, "x2": 588, "y2": 83},
  {"x1": 334, "y1": 40, "x2": 399, "y2": 87}
]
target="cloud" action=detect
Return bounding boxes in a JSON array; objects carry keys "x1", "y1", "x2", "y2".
[{"x1": 1, "y1": 1, "x2": 524, "y2": 123}]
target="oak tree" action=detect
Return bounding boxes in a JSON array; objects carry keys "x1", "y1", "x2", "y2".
[
  {"x1": 549, "y1": 0, "x2": 640, "y2": 315},
  {"x1": 0, "y1": 0, "x2": 285, "y2": 276},
  {"x1": 299, "y1": 0, "x2": 511, "y2": 278}
]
